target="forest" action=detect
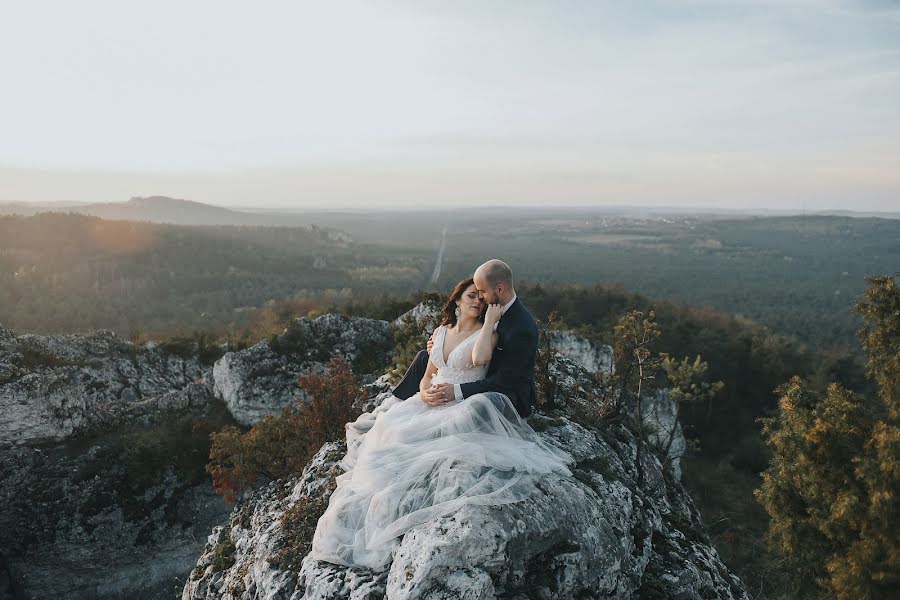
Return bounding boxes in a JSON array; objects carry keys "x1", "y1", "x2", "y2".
[
  {"x1": 2, "y1": 209, "x2": 896, "y2": 355},
  {"x1": 0, "y1": 212, "x2": 427, "y2": 336}
]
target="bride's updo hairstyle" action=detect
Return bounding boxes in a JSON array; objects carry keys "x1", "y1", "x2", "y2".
[{"x1": 440, "y1": 277, "x2": 486, "y2": 327}]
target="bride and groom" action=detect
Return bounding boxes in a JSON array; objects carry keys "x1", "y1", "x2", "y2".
[{"x1": 309, "y1": 259, "x2": 574, "y2": 571}]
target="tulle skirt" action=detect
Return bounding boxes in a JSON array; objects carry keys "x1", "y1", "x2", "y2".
[{"x1": 308, "y1": 390, "x2": 574, "y2": 571}]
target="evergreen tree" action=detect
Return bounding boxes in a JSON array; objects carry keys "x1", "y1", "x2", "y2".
[{"x1": 755, "y1": 273, "x2": 899, "y2": 599}]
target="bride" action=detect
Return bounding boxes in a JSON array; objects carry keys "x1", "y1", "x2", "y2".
[{"x1": 308, "y1": 277, "x2": 574, "y2": 571}]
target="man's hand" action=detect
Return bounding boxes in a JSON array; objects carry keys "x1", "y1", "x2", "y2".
[
  {"x1": 426, "y1": 332, "x2": 436, "y2": 353},
  {"x1": 421, "y1": 383, "x2": 454, "y2": 406}
]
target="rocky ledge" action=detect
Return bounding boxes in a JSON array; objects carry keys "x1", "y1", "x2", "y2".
[
  {"x1": 0, "y1": 325, "x2": 208, "y2": 445},
  {"x1": 183, "y1": 353, "x2": 748, "y2": 600},
  {"x1": 0, "y1": 305, "x2": 705, "y2": 600},
  {"x1": 212, "y1": 314, "x2": 392, "y2": 426}
]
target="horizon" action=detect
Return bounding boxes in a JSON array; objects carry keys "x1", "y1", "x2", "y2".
[
  {"x1": 2, "y1": 1, "x2": 899, "y2": 211},
  {"x1": 4, "y1": 194, "x2": 899, "y2": 219}
]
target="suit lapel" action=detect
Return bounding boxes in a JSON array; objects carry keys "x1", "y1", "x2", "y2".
[
  {"x1": 490, "y1": 299, "x2": 520, "y2": 374},
  {"x1": 497, "y1": 298, "x2": 520, "y2": 337}
]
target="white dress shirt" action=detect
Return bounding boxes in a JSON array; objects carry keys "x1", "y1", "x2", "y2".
[{"x1": 452, "y1": 293, "x2": 517, "y2": 401}]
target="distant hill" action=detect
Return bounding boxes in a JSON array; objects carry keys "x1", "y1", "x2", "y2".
[
  {"x1": 82, "y1": 195, "x2": 271, "y2": 226},
  {"x1": 0, "y1": 196, "x2": 327, "y2": 228}
]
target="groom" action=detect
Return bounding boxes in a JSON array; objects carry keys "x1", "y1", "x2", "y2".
[{"x1": 391, "y1": 259, "x2": 540, "y2": 418}]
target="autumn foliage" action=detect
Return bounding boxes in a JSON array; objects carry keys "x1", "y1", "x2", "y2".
[{"x1": 206, "y1": 356, "x2": 363, "y2": 505}]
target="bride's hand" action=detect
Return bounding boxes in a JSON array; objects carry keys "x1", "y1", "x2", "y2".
[
  {"x1": 484, "y1": 304, "x2": 503, "y2": 327},
  {"x1": 421, "y1": 383, "x2": 453, "y2": 406},
  {"x1": 426, "y1": 332, "x2": 435, "y2": 352}
]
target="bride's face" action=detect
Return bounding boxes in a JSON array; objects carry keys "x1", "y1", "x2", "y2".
[{"x1": 457, "y1": 284, "x2": 484, "y2": 321}]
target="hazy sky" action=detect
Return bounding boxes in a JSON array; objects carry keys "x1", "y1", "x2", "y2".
[{"x1": 1, "y1": 0, "x2": 899, "y2": 210}]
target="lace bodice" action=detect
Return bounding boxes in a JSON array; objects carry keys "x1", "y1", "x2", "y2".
[{"x1": 430, "y1": 325, "x2": 488, "y2": 385}]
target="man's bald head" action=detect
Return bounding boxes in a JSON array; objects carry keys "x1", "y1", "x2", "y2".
[
  {"x1": 476, "y1": 259, "x2": 513, "y2": 288},
  {"x1": 473, "y1": 259, "x2": 515, "y2": 305}
]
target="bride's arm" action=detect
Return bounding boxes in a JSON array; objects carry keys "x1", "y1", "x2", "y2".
[
  {"x1": 471, "y1": 329, "x2": 499, "y2": 366},
  {"x1": 419, "y1": 358, "x2": 439, "y2": 392},
  {"x1": 472, "y1": 305, "x2": 503, "y2": 366}
]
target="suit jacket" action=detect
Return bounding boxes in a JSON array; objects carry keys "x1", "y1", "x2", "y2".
[{"x1": 459, "y1": 297, "x2": 538, "y2": 418}]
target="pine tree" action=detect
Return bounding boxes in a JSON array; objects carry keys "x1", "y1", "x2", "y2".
[{"x1": 755, "y1": 273, "x2": 899, "y2": 599}]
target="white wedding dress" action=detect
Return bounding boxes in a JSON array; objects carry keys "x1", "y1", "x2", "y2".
[{"x1": 308, "y1": 324, "x2": 574, "y2": 571}]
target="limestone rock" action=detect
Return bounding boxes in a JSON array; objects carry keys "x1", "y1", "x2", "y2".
[
  {"x1": 392, "y1": 301, "x2": 442, "y2": 334},
  {"x1": 211, "y1": 314, "x2": 393, "y2": 426},
  {"x1": 0, "y1": 403, "x2": 234, "y2": 600},
  {"x1": 0, "y1": 326, "x2": 208, "y2": 445},
  {"x1": 546, "y1": 329, "x2": 614, "y2": 374},
  {"x1": 184, "y1": 354, "x2": 748, "y2": 600},
  {"x1": 0, "y1": 323, "x2": 238, "y2": 599}
]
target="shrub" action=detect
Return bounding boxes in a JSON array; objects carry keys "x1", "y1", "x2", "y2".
[
  {"x1": 211, "y1": 526, "x2": 236, "y2": 572},
  {"x1": 296, "y1": 356, "x2": 365, "y2": 451},
  {"x1": 207, "y1": 356, "x2": 363, "y2": 505},
  {"x1": 655, "y1": 354, "x2": 724, "y2": 472},
  {"x1": 207, "y1": 414, "x2": 311, "y2": 506}
]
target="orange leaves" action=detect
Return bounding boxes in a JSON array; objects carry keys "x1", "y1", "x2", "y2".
[{"x1": 206, "y1": 356, "x2": 363, "y2": 506}]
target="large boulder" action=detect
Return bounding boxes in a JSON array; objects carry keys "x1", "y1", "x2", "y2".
[
  {"x1": 391, "y1": 302, "x2": 442, "y2": 332},
  {"x1": 211, "y1": 314, "x2": 393, "y2": 426},
  {"x1": 546, "y1": 329, "x2": 614, "y2": 374},
  {"x1": 183, "y1": 354, "x2": 748, "y2": 600}
]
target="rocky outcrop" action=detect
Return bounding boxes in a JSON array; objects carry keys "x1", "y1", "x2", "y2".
[
  {"x1": 0, "y1": 325, "x2": 207, "y2": 445},
  {"x1": 0, "y1": 325, "x2": 234, "y2": 600},
  {"x1": 184, "y1": 352, "x2": 748, "y2": 600},
  {"x1": 0, "y1": 305, "x2": 721, "y2": 600},
  {"x1": 391, "y1": 301, "x2": 442, "y2": 333},
  {"x1": 1, "y1": 434, "x2": 232, "y2": 600},
  {"x1": 211, "y1": 340, "x2": 304, "y2": 427},
  {"x1": 212, "y1": 314, "x2": 393, "y2": 426},
  {"x1": 546, "y1": 329, "x2": 614, "y2": 374}
]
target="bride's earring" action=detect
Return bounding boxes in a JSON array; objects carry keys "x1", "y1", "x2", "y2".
[{"x1": 455, "y1": 305, "x2": 461, "y2": 318}]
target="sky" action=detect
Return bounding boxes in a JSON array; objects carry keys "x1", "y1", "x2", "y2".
[{"x1": 1, "y1": 0, "x2": 899, "y2": 211}]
